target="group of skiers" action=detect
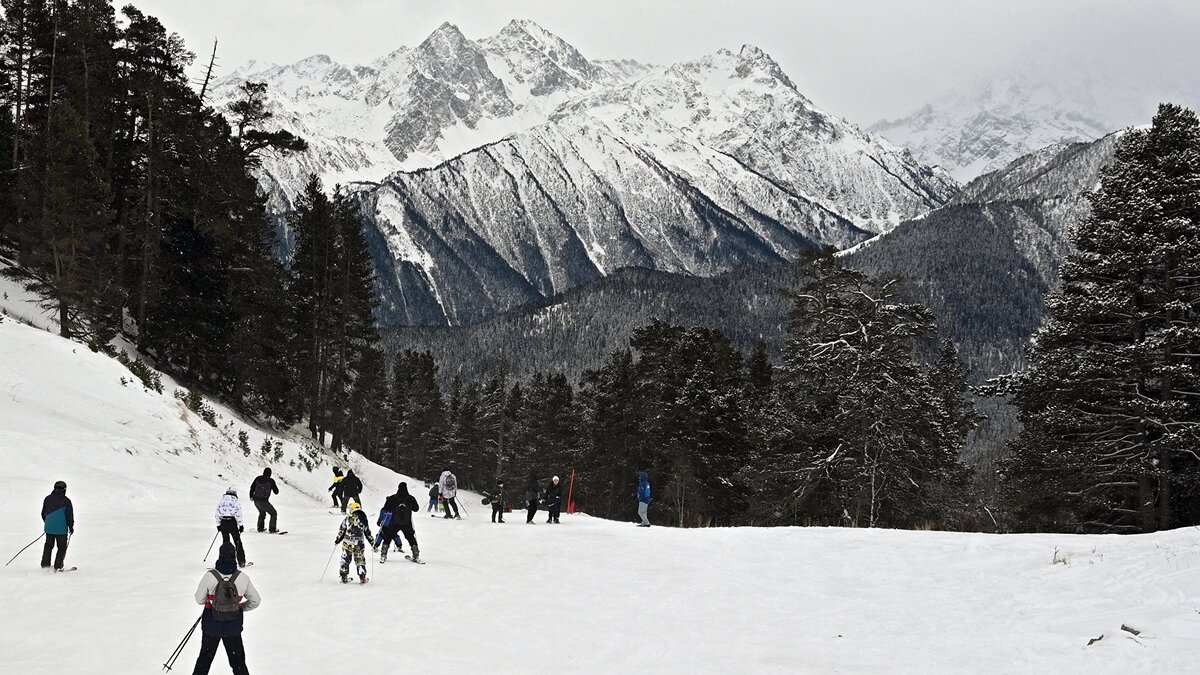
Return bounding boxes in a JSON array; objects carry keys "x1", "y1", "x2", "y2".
[{"x1": 29, "y1": 464, "x2": 651, "y2": 674}]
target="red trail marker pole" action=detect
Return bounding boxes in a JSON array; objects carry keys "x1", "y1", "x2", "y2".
[{"x1": 567, "y1": 468, "x2": 577, "y2": 514}]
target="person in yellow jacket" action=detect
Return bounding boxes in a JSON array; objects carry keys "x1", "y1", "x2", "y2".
[{"x1": 328, "y1": 467, "x2": 344, "y2": 508}]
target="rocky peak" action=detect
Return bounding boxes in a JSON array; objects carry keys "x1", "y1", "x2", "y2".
[{"x1": 734, "y1": 44, "x2": 795, "y2": 90}]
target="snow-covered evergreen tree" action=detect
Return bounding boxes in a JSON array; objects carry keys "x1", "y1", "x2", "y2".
[{"x1": 1002, "y1": 104, "x2": 1200, "y2": 532}]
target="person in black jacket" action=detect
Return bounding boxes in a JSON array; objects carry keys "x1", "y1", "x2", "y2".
[
  {"x1": 40, "y1": 480, "x2": 74, "y2": 570},
  {"x1": 525, "y1": 471, "x2": 540, "y2": 524},
  {"x1": 248, "y1": 468, "x2": 280, "y2": 533},
  {"x1": 328, "y1": 467, "x2": 345, "y2": 508},
  {"x1": 545, "y1": 475, "x2": 562, "y2": 524},
  {"x1": 375, "y1": 483, "x2": 420, "y2": 563},
  {"x1": 490, "y1": 480, "x2": 505, "y2": 523},
  {"x1": 340, "y1": 470, "x2": 363, "y2": 514}
]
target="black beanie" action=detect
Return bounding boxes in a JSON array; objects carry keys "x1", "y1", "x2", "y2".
[
  {"x1": 397, "y1": 483, "x2": 409, "y2": 495},
  {"x1": 263, "y1": 467, "x2": 272, "y2": 477}
]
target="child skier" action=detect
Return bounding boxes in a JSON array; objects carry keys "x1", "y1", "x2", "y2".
[
  {"x1": 214, "y1": 487, "x2": 248, "y2": 567},
  {"x1": 375, "y1": 483, "x2": 420, "y2": 563},
  {"x1": 489, "y1": 480, "x2": 505, "y2": 523},
  {"x1": 334, "y1": 501, "x2": 373, "y2": 583},
  {"x1": 427, "y1": 483, "x2": 440, "y2": 513}
]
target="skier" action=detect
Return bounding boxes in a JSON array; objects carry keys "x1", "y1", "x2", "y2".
[
  {"x1": 489, "y1": 480, "x2": 506, "y2": 523},
  {"x1": 248, "y1": 468, "x2": 279, "y2": 533},
  {"x1": 525, "y1": 471, "x2": 540, "y2": 524},
  {"x1": 40, "y1": 480, "x2": 74, "y2": 570},
  {"x1": 334, "y1": 501, "x2": 373, "y2": 583},
  {"x1": 637, "y1": 471, "x2": 651, "y2": 527},
  {"x1": 375, "y1": 483, "x2": 420, "y2": 563},
  {"x1": 438, "y1": 469, "x2": 460, "y2": 519},
  {"x1": 427, "y1": 483, "x2": 440, "y2": 513},
  {"x1": 545, "y1": 475, "x2": 562, "y2": 524},
  {"x1": 328, "y1": 467, "x2": 344, "y2": 508},
  {"x1": 192, "y1": 543, "x2": 261, "y2": 675},
  {"x1": 214, "y1": 487, "x2": 248, "y2": 567},
  {"x1": 340, "y1": 470, "x2": 363, "y2": 514}
]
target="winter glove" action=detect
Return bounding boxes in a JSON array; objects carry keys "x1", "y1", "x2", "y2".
[
  {"x1": 334, "y1": 538, "x2": 342, "y2": 545},
  {"x1": 239, "y1": 525, "x2": 244, "y2": 533}
]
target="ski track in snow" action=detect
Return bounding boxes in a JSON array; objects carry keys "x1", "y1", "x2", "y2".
[{"x1": 2, "y1": 302, "x2": 1200, "y2": 672}]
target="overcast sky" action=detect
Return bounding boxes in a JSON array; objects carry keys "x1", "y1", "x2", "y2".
[{"x1": 128, "y1": 0, "x2": 1200, "y2": 124}]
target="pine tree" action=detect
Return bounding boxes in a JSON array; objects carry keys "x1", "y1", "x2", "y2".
[
  {"x1": 1002, "y1": 104, "x2": 1200, "y2": 532},
  {"x1": 775, "y1": 250, "x2": 970, "y2": 528}
]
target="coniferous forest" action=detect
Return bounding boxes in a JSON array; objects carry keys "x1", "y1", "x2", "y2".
[{"x1": 2, "y1": 2, "x2": 1198, "y2": 534}]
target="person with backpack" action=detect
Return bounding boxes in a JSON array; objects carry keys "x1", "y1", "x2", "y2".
[
  {"x1": 334, "y1": 501, "x2": 373, "y2": 583},
  {"x1": 328, "y1": 467, "x2": 344, "y2": 508},
  {"x1": 248, "y1": 468, "x2": 279, "y2": 533},
  {"x1": 438, "y1": 469, "x2": 460, "y2": 519},
  {"x1": 427, "y1": 483, "x2": 440, "y2": 513},
  {"x1": 637, "y1": 471, "x2": 651, "y2": 527},
  {"x1": 545, "y1": 475, "x2": 562, "y2": 524},
  {"x1": 525, "y1": 471, "x2": 540, "y2": 524},
  {"x1": 192, "y1": 542, "x2": 261, "y2": 675},
  {"x1": 489, "y1": 480, "x2": 506, "y2": 523},
  {"x1": 375, "y1": 483, "x2": 420, "y2": 563},
  {"x1": 340, "y1": 470, "x2": 363, "y2": 514},
  {"x1": 40, "y1": 480, "x2": 74, "y2": 570},
  {"x1": 214, "y1": 487, "x2": 248, "y2": 567}
]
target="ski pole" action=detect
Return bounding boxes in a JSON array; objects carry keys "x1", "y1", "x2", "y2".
[
  {"x1": 202, "y1": 532, "x2": 219, "y2": 562},
  {"x1": 5, "y1": 533, "x2": 44, "y2": 567},
  {"x1": 162, "y1": 614, "x2": 202, "y2": 671},
  {"x1": 458, "y1": 497, "x2": 469, "y2": 518},
  {"x1": 319, "y1": 543, "x2": 337, "y2": 582}
]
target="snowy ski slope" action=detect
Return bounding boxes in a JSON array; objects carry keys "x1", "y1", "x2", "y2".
[{"x1": 1, "y1": 298, "x2": 1199, "y2": 673}]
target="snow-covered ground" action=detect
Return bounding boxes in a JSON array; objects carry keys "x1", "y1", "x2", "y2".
[{"x1": 2, "y1": 297, "x2": 1199, "y2": 673}]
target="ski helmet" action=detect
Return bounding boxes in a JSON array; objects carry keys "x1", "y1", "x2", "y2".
[
  {"x1": 225, "y1": 486, "x2": 237, "y2": 496},
  {"x1": 54, "y1": 480, "x2": 67, "y2": 490},
  {"x1": 349, "y1": 501, "x2": 361, "y2": 511}
]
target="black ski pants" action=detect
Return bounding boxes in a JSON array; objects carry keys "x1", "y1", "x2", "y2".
[
  {"x1": 442, "y1": 496, "x2": 460, "y2": 518},
  {"x1": 547, "y1": 501, "x2": 561, "y2": 523},
  {"x1": 491, "y1": 502, "x2": 505, "y2": 522},
  {"x1": 41, "y1": 533, "x2": 68, "y2": 568},
  {"x1": 253, "y1": 499, "x2": 277, "y2": 532},
  {"x1": 526, "y1": 499, "x2": 538, "y2": 523},
  {"x1": 192, "y1": 633, "x2": 249, "y2": 675},
  {"x1": 380, "y1": 523, "x2": 418, "y2": 555},
  {"x1": 219, "y1": 519, "x2": 246, "y2": 565}
]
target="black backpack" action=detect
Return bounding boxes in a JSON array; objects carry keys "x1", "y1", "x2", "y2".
[
  {"x1": 250, "y1": 477, "x2": 271, "y2": 501},
  {"x1": 210, "y1": 570, "x2": 242, "y2": 622}
]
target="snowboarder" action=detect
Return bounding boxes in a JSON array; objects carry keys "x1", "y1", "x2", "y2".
[
  {"x1": 375, "y1": 483, "x2": 420, "y2": 563},
  {"x1": 214, "y1": 487, "x2": 248, "y2": 567},
  {"x1": 340, "y1": 470, "x2": 363, "y2": 514},
  {"x1": 248, "y1": 468, "x2": 279, "y2": 533},
  {"x1": 334, "y1": 501, "x2": 373, "y2": 583},
  {"x1": 192, "y1": 543, "x2": 261, "y2": 675},
  {"x1": 427, "y1": 483, "x2": 440, "y2": 513},
  {"x1": 40, "y1": 480, "x2": 74, "y2": 570},
  {"x1": 545, "y1": 475, "x2": 562, "y2": 524},
  {"x1": 525, "y1": 471, "x2": 540, "y2": 524},
  {"x1": 328, "y1": 467, "x2": 345, "y2": 508},
  {"x1": 637, "y1": 471, "x2": 651, "y2": 527},
  {"x1": 489, "y1": 480, "x2": 506, "y2": 523},
  {"x1": 438, "y1": 469, "x2": 460, "y2": 519}
]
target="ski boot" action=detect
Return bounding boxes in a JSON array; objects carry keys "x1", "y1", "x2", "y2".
[
  {"x1": 380, "y1": 550, "x2": 387, "y2": 563},
  {"x1": 359, "y1": 574, "x2": 368, "y2": 584},
  {"x1": 340, "y1": 574, "x2": 349, "y2": 584}
]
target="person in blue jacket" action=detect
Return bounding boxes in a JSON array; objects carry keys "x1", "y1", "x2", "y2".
[
  {"x1": 636, "y1": 471, "x2": 651, "y2": 527},
  {"x1": 41, "y1": 480, "x2": 74, "y2": 569}
]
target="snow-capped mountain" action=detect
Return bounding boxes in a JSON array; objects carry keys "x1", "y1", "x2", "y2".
[
  {"x1": 211, "y1": 20, "x2": 956, "y2": 326},
  {"x1": 871, "y1": 55, "x2": 1196, "y2": 183}
]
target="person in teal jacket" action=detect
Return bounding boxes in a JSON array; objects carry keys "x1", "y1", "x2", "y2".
[{"x1": 41, "y1": 480, "x2": 74, "y2": 569}]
